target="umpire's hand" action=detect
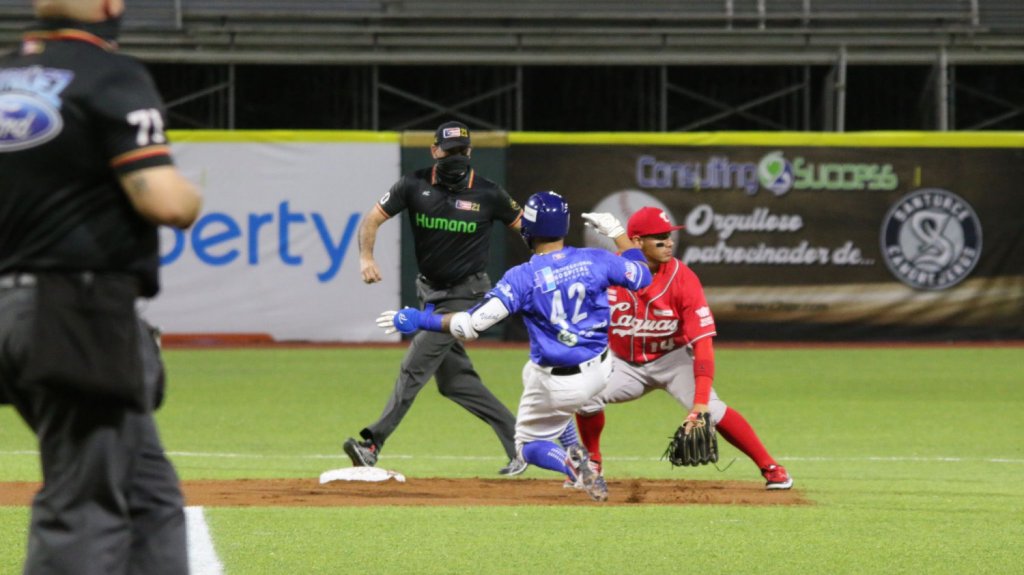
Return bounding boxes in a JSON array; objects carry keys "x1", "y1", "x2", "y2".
[{"x1": 361, "y1": 256, "x2": 382, "y2": 283}]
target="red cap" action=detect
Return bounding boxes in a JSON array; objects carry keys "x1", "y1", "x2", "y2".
[{"x1": 627, "y1": 207, "x2": 685, "y2": 238}]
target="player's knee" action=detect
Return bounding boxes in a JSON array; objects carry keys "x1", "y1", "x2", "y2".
[{"x1": 709, "y1": 399, "x2": 728, "y2": 424}]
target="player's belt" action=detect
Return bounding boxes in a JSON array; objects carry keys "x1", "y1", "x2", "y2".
[
  {"x1": 417, "y1": 271, "x2": 486, "y2": 290},
  {"x1": 550, "y1": 348, "x2": 609, "y2": 376},
  {"x1": 0, "y1": 272, "x2": 37, "y2": 289}
]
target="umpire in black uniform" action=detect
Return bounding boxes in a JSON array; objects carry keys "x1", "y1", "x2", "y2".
[
  {"x1": 0, "y1": 1, "x2": 202, "y2": 573},
  {"x1": 345, "y1": 121, "x2": 525, "y2": 475}
]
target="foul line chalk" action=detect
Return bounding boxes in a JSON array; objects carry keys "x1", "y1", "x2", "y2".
[{"x1": 186, "y1": 506, "x2": 224, "y2": 575}]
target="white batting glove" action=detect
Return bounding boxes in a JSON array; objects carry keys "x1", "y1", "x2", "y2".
[
  {"x1": 376, "y1": 310, "x2": 398, "y2": 335},
  {"x1": 581, "y1": 212, "x2": 625, "y2": 239}
]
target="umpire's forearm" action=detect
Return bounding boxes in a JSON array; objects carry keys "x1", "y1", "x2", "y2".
[{"x1": 358, "y1": 208, "x2": 382, "y2": 259}]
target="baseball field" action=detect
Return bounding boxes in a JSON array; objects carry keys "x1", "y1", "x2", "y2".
[{"x1": 0, "y1": 344, "x2": 1021, "y2": 574}]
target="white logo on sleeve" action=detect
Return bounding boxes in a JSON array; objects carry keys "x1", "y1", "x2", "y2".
[
  {"x1": 498, "y1": 281, "x2": 515, "y2": 301},
  {"x1": 624, "y1": 261, "x2": 638, "y2": 283},
  {"x1": 695, "y1": 306, "x2": 714, "y2": 327},
  {"x1": 126, "y1": 108, "x2": 166, "y2": 146}
]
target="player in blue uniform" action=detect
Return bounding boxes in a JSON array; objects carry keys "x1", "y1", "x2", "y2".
[{"x1": 376, "y1": 191, "x2": 651, "y2": 501}]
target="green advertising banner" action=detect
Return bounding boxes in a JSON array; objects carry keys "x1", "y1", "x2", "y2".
[{"x1": 507, "y1": 132, "x2": 1024, "y2": 341}]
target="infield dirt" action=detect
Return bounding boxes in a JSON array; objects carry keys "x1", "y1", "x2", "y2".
[{"x1": 0, "y1": 478, "x2": 808, "y2": 507}]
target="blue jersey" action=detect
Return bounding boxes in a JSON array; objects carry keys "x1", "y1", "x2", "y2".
[{"x1": 486, "y1": 246, "x2": 651, "y2": 367}]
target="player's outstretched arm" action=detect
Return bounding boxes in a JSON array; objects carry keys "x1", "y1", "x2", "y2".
[
  {"x1": 450, "y1": 298, "x2": 509, "y2": 340},
  {"x1": 375, "y1": 305, "x2": 445, "y2": 335},
  {"x1": 581, "y1": 211, "x2": 649, "y2": 267},
  {"x1": 612, "y1": 233, "x2": 635, "y2": 253},
  {"x1": 581, "y1": 212, "x2": 624, "y2": 239},
  {"x1": 375, "y1": 297, "x2": 510, "y2": 341}
]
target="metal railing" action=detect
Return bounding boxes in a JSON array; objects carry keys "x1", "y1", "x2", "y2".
[
  {"x1": 0, "y1": 1, "x2": 1020, "y2": 68},
  {"x1": 3, "y1": 0, "x2": 1018, "y2": 30}
]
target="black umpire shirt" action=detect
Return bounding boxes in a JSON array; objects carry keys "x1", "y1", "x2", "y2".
[
  {"x1": 0, "y1": 19, "x2": 175, "y2": 297},
  {"x1": 377, "y1": 164, "x2": 522, "y2": 286}
]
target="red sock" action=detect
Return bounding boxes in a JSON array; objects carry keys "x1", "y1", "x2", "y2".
[
  {"x1": 575, "y1": 411, "x2": 605, "y2": 464},
  {"x1": 716, "y1": 408, "x2": 775, "y2": 470}
]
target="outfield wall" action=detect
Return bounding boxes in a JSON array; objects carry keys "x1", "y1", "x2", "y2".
[
  {"x1": 146, "y1": 131, "x2": 402, "y2": 342},
  {"x1": 150, "y1": 131, "x2": 1024, "y2": 342},
  {"x1": 507, "y1": 132, "x2": 1024, "y2": 341}
]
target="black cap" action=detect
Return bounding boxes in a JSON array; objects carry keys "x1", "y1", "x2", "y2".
[{"x1": 434, "y1": 121, "x2": 471, "y2": 151}]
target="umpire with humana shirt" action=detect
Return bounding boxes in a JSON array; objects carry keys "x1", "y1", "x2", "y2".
[
  {"x1": 0, "y1": 1, "x2": 202, "y2": 573},
  {"x1": 345, "y1": 121, "x2": 525, "y2": 475}
]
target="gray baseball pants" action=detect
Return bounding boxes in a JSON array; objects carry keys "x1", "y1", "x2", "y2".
[
  {"x1": 0, "y1": 282, "x2": 188, "y2": 575},
  {"x1": 361, "y1": 272, "x2": 517, "y2": 459}
]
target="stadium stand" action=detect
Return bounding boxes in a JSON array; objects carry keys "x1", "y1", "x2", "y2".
[{"x1": 1, "y1": 1, "x2": 1020, "y2": 130}]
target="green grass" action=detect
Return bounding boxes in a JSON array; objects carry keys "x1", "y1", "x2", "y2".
[{"x1": 1, "y1": 347, "x2": 1022, "y2": 574}]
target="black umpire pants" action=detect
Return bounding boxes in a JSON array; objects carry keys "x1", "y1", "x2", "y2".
[
  {"x1": 361, "y1": 272, "x2": 517, "y2": 459},
  {"x1": 0, "y1": 281, "x2": 188, "y2": 575}
]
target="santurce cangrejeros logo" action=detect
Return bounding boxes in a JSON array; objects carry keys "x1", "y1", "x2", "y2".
[{"x1": 880, "y1": 188, "x2": 982, "y2": 291}]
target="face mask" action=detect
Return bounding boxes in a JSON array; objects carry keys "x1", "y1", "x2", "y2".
[
  {"x1": 93, "y1": 14, "x2": 122, "y2": 43},
  {"x1": 435, "y1": 154, "x2": 471, "y2": 186}
]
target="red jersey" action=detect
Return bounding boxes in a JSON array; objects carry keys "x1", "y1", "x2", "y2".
[{"x1": 608, "y1": 258, "x2": 716, "y2": 364}]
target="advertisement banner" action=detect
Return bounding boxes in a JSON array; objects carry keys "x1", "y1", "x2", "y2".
[
  {"x1": 145, "y1": 132, "x2": 401, "y2": 341},
  {"x1": 508, "y1": 133, "x2": 1024, "y2": 340}
]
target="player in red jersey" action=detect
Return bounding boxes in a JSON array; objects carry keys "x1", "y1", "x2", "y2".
[{"x1": 576, "y1": 207, "x2": 793, "y2": 490}]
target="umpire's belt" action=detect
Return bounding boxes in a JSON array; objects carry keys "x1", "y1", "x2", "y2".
[
  {"x1": 550, "y1": 348, "x2": 609, "y2": 376},
  {"x1": 0, "y1": 272, "x2": 37, "y2": 289},
  {"x1": 418, "y1": 271, "x2": 486, "y2": 290}
]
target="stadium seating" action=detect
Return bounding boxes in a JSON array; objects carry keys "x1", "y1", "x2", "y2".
[{"x1": 0, "y1": 0, "x2": 1021, "y2": 64}]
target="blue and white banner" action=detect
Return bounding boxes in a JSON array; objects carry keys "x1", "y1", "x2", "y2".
[{"x1": 144, "y1": 132, "x2": 401, "y2": 341}]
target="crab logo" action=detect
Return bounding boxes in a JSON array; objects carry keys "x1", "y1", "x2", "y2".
[
  {"x1": 0, "y1": 92, "x2": 63, "y2": 152},
  {"x1": 557, "y1": 328, "x2": 578, "y2": 347},
  {"x1": 757, "y1": 151, "x2": 794, "y2": 196}
]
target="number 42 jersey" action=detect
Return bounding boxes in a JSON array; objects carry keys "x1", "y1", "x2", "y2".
[{"x1": 486, "y1": 246, "x2": 650, "y2": 368}]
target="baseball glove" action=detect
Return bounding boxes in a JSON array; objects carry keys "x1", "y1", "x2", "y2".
[{"x1": 663, "y1": 412, "x2": 719, "y2": 467}]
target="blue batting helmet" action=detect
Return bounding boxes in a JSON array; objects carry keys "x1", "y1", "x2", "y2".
[{"x1": 520, "y1": 191, "x2": 570, "y2": 246}]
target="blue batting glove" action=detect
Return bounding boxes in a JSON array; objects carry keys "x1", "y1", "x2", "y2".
[
  {"x1": 392, "y1": 307, "x2": 423, "y2": 334},
  {"x1": 391, "y1": 304, "x2": 441, "y2": 334}
]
